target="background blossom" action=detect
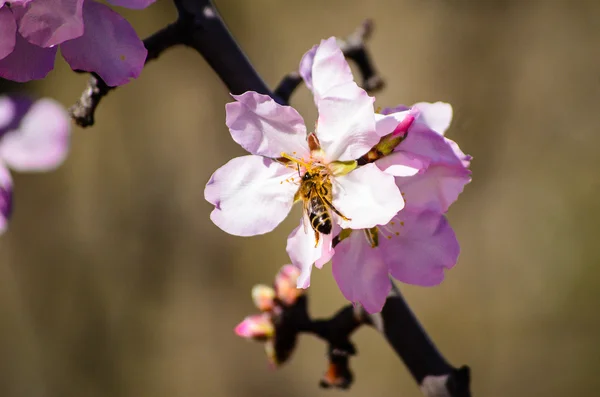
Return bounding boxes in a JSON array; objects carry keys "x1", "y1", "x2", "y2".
[
  {"x1": 0, "y1": 0, "x2": 153, "y2": 85},
  {"x1": 0, "y1": 95, "x2": 71, "y2": 234}
]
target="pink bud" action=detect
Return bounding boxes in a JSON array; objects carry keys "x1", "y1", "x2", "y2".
[
  {"x1": 234, "y1": 314, "x2": 274, "y2": 340},
  {"x1": 251, "y1": 284, "x2": 276, "y2": 311},
  {"x1": 274, "y1": 264, "x2": 303, "y2": 305}
]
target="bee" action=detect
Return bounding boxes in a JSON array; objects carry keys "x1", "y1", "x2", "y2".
[{"x1": 296, "y1": 167, "x2": 349, "y2": 246}]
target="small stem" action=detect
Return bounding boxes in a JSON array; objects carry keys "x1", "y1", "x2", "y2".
[{"x1": 69, "y1": 23, "x2": 183, "y2": 127}]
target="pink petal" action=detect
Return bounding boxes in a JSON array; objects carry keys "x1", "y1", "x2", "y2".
[
  {"x1": 412, "y1": 102, "x2": 453, "y2": 136},
  {"x1": 298, "y1": 44, "x2": 317, "y2": 91},
  {"x1": 0, "y1": 98, "x2": 70, "y2": 172},
  {"x1": 309, "y1": 37, "x2": 354, "y2": 99},
  {"x1": 274, "y1": 264, "x2": 303, "y2": 306},
  {"x1": 60, "y1": 0, "x2": 147, "y2": 86},
  {"x1": 374, "y1": 110, "x2": 411, "y2": 137},
  {"x1": 15, "y1": 0, "x2": 83, "y2": 47},
  {"x1": 445, "y1": 137, "x2": 472, "y2": 168},
  {"x1": 0, "y1": 33, "x2": 56, "y2": 82},
  {"x1": 286, "y1": 218, "x2": 334, "y2": 289},
  {"x1": 380, "y1": 211, "x2": 459, "y2": 286},
  {"x1": 399, "y1": 127, "x2": 465, "y2": 168},
  {"x1": 204, "y1": 155, "x2": 298, "y2": 236},
  {"x1": 0, "y1": 96, "x2": 34, "y2": 135},
  {"x1": 106, "y1": 0, "x2": 156, "y2": 9},
  {"x1": 397, "y1": 164, "x2": 471, "y2": 213},
  {"x1": 332, "y1": 230, "x2": 391, "y2": 313},
  {"x1": 0, "y1": 96, "x2": 19, "y2": 131},
  {"x1": 0, "y1": 165, "x2": 12, "y2": 234},
  {"x1": 226, "y1": 92, "x2": 309, "y2": 158},
  {"x1": 0, "y1": 8, "x2": 16, "y2": 60},
  {"x1": 316, "y1": 82, "x2": 377, "y2": 161},
  {"x1": 375, "y1": 151, "x2": 427, "y2": 177},
  {"x1": 333, "y1": 164, "x2": 403, "y2": 229},
  {"x1": 234, "y1": 313, "x2": 274, "y2": 340}
]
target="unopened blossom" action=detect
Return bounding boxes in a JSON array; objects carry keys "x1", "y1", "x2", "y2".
[
  {"x1": 0, "y1": 95, "x2": 71, "y2": 234},
  {"x1": 235, "y1": 265, "x2": 304, "y2": 367},
  {"x1": 0, "y1": 0, "x2": 152, "y2": 85},
  {"x1": 206, "y1": 37, "x2": 407, "y2": 288}
]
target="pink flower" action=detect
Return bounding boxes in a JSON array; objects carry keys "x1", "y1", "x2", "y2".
[
  {"x1": 0, "y1": 0, "x2": 152, "y2": 85},
  {"x1": 0, "y1": 95, "x2": 71, "y2": 234},
  {"x1": 205, "y1": 37, "x2": 406, "y2": 287},
  {"x1": 330, "y1": 103, "x2": 471, "y2": 313}
]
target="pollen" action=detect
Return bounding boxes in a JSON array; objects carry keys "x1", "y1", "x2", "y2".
[
  {"x1": 395, "y1": 232, "x2": 400, "y2": 236},
  {"x1": 119, "y1": 54, "x2": 126, "y2": 61},
  {"x1": 400, "y1": 221, "x2": 405, "y2": 226}
]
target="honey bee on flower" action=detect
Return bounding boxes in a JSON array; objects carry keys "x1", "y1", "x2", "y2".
[{"x1": 205, "y1": 37, "x2": 413, "y2": 288}]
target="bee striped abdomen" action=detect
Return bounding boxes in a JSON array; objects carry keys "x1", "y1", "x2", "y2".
[{"x1": 309, "y1": 196, "x2": 332, "y2": 234}]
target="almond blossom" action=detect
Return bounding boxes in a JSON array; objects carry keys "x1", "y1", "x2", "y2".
[
  {"x1": 331, "y1": 102, "x2": 471, "y2": 313},
  {"x1": 205, "y1": 37, "x2": 406, "y2": 286},
  {"x1": 0, "y1": 95, "x2": 71, "y2": 234},
  {"x1": 0, "y1": 0, "x2": 152, "y2": 85}
]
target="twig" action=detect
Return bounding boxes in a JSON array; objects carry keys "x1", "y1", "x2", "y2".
[
  {"x1": 69, "y1": 23, "x2": 182, "y2": 127},
  {"x1": 286, "y1": 281, "x2": 471, "y2": 396}
]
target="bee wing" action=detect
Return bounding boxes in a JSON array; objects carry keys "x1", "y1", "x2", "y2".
[{"x1": 302, "y1": 194, "x2": 312, "y2": 234}]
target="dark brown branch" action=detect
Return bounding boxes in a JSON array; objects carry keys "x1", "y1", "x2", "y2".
[
  {"x1": 281, "y1": 281, "x2": 471, "y2": 396},
  {"x1": 69, "y1": 23, "x2": 182, "y2": 127}
]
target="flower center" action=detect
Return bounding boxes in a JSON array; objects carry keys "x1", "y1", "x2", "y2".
[{"x1": 280, "y1": 152, "x2": 331, "y2": 180}]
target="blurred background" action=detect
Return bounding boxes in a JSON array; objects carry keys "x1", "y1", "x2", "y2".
[{"x1": 1, "y1": 0, "x2": 600, "y2": 396}]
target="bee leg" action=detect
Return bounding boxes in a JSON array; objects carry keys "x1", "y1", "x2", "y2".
[
  {"x1": 323, "y1": 197, "x2": 351, "y2": 221},
  {"x1": 314, "y1": 230, "x2": 320, "y2": 248}
]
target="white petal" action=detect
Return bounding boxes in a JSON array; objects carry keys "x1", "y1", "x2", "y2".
[
  {"x1": 204, "y1": 155, "x2": 299, "y2": 236},
  {"x1": 310, "y1": 37, "x2": 354, "y2": 100},
  {"x1": 316, "y1": 82, "x2": 377, "y2": 161},
  {"x1": 332, "y1": 163, "x2": 403, "y2": 229},
  {"x1": 226, "y1": 91, "x2": 309, "y2": 158},
  {"x1": 286, "y1": 218, "x2": 334, "y2": 289}
]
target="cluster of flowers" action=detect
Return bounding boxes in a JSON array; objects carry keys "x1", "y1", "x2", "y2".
[
  {"x1": 0, "y1": 95, "x2": 71, "y2": 234},
  {"x1": 206, "y1": 38, "x2": 471, "y2": 313},
  {"x1": 235, "y1": 265, "x2": 305, "y2": 367},
  {"x1": 0, "y1": 0, "x2": 153, "y2": 85}
]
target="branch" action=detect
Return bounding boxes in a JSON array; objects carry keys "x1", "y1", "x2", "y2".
[
  {"x1": 70, "y1": 23, "x2": 182, "y2": 127},
  {"x1": 276, "y1": 281, "x2": 471, "y2": 396}
]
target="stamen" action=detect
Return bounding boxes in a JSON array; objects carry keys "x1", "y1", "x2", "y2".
[{"x1": 280, "y1": 152, "x2": 312, "y2": 170}]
